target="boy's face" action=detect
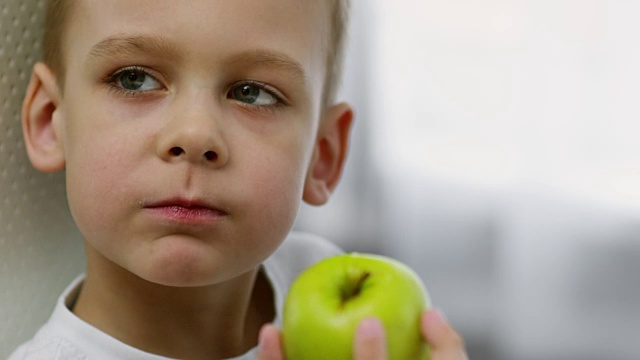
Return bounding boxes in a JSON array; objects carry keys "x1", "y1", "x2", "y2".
[{"x1": 48, "y1": 0, "x2": 339, "y2": 286}]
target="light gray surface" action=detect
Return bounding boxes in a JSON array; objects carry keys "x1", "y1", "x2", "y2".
[{"x1": 0, "y1": 0, "x2": 85, "y2": 356}]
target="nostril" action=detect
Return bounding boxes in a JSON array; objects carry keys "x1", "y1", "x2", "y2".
[
  {"x1": 204, "y1": 151, "x2": 218, "y2": 161},
  {"x1": 170, "y1": 147, "x2": 184, "y2": 156}
]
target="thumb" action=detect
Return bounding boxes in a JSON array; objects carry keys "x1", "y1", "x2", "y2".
[
  {"x1": 257, "y1": 324, "x2": 285, "y2": 360},
  {"x1": 421, "y1": 309, "x2": 468, "y2": 360},
  {"x1": 353, "y1": 317, "x2": 387, "y2": 360}
]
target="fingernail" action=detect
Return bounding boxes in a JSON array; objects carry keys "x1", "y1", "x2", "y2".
[
  {"x1": 258, "y1": 325, "x2": 269, "y2": 352},
  {"x1": 430, "y1": 308, "x2": 448, "y2": 324},
  {"x1": 358, "y1": 317, "x2": 385, "y2": 339}
]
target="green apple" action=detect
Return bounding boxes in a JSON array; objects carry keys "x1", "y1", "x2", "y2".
[{"x1": 282, "y1": 253, "x2": 431, "y2": 360}]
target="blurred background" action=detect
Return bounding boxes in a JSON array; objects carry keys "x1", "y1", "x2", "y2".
[
  {"x1": 2, "y1": 0, "x2": 640, "y2": 359},
  {"x1": 296, "y1": 1, "x2": 640, "y2": 359}
]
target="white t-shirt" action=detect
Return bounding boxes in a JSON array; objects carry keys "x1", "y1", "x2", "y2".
[{"x1": 9, "y1": 232, "x2": 342, "y2": 360}]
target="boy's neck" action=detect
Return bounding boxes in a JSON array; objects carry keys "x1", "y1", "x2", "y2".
[{"x1": 72, "y1": 246, "x2": 275, "y2": 359}]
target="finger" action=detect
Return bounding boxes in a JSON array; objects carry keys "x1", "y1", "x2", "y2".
[
  {"x1": 257, "y1": 324, "x2": 285, "y2": 360},
  {"x1": 353, "y1": 317, "x2": 387, "y2": 360},
  {"x1": 421, "y1": 309, "x2": 469, "y2": 360}
]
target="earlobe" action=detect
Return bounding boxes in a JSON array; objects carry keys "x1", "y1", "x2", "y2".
[
  {"x1": 22, "y1": 62, "x2": 66, "y2": 173},
  {"x1": 303, "y1": 102, "x2": 354, "y2": 206}
]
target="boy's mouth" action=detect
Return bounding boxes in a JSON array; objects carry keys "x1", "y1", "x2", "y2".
[{"x1": 144, "y1": 198, "x2": 228, "y2": 224}]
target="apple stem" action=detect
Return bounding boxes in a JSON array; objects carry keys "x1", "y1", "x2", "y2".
[{"x1": 341, "y1": 272, "x2": 371, "y2": 303}]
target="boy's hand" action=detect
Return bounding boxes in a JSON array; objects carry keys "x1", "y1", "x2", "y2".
[
  {"x1": 419, "y1": 309, "x2": 469, "y2": 360},
  {"x1": 257, "y1": 324, "x2": 284, "y2": 360},
  {"x1": 256, "y1": 309, "x2": 469, "y2": 360}
]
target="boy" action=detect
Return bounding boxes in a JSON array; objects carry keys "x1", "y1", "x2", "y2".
[{"x1": 10, "y1": 0, "x2": 468, "y2": 359}]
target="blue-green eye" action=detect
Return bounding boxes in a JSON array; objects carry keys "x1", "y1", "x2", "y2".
[
  {"x1": 111, "y1": 67, "x2": 162, "y2": 92},
  {"x1": 230, "y1": 83, "x2": 279, "y2": 106}
]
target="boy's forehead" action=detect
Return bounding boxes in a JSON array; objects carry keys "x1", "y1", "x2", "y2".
[
  {"x1": 67, "y1": 0, "x2": 331, "y2": 89},
  {"x1": 69, "y1": 0, "x2": 331, "y2": 50},
  {"x1": 73, "y1": 0, "x2": 331, "y2": 24}
]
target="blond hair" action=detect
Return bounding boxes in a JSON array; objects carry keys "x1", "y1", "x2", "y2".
[
  {"x1": 42, "y1": 0, "x2": 75, "y2": 90},
  {"x1": 325, "y1": 0, "x2": 351, "y2": 106},
  {"x1": 43, "y1": 0, "x2": 350, "y2": 106}
]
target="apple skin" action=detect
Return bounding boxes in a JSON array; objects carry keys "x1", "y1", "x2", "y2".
[{"x1": 282, "y1": 253, "x2": 431, "y2": 360}]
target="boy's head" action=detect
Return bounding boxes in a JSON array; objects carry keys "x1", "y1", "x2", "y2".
[
  {"x1": 43, "y1": 0, "x2": 350, "y2": 107},
  {"x1": 22, "y1": 0, "x2": 354, "y2": 287}
]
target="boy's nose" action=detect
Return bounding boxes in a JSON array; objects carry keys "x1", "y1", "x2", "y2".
[
  {"x1": 156, "y1": 101, "x2": 229, "y2": 167},
  {"x1": 167, "y1": 146, "x2": 219, "y2": 162},
  {"x1": 157, "y1": 128, "x2": 228, "y2": 166}
]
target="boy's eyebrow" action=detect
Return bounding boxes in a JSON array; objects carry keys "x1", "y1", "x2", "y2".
[
  {"x1": 87, "y1": 34, "x2": 181, "y2": 61},
  {"x1": 226, "y1": 49, "x2": 307, "y2": 84},
  {"x1": 87, "y1": 36, "x2": 307, "y2": 82}
]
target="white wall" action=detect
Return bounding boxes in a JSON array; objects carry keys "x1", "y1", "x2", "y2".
[{"x1": 370, "y1": 0, "x2": 640, "y2": 205}]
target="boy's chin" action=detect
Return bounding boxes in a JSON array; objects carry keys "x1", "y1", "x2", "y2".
[
  {"x1": 123, "y1": 239, "x2": 251, "y2": 288},
  {"x1": 135, "y1": 255, "x2": 228, "y2": 288}
]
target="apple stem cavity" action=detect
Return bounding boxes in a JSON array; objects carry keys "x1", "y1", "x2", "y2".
[{"x1": 341, "y1": 271, "x2": 371, "y2": 304}]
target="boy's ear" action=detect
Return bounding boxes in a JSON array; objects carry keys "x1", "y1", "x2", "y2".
[
  {"x1": 303, "y1": 102, "x2": 354, "y2": 206},
  {"x1": 22, "y1": 62, "x2": 65, "y2": 173}
]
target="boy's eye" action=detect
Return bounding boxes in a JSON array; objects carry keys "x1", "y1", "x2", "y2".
[
  {"x1": 230, "y1": 83, "x2": 279, "y2": 106},
  {"x1": 110, "y1": 67, "x2": 162, "y2": 92}
]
